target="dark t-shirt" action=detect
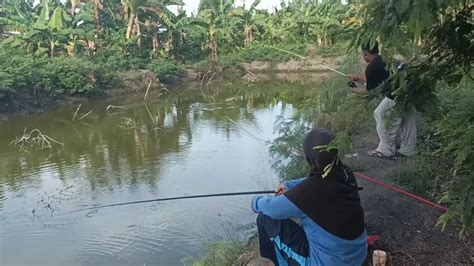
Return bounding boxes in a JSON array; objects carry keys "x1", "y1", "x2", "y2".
[{"x1": 365, "y1": 55, "x2": 390, "y2": 94}]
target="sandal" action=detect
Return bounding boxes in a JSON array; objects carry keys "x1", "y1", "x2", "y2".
[{"x1": 367, "y1": 150, "x2": 394, "y2": 159}]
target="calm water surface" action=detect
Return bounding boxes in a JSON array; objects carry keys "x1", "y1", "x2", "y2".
[{"x1": 0, "y1": 81, "x2": 319, "y2": 265}]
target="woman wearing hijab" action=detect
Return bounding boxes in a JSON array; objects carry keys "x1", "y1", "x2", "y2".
[{"x1": 251, "y1": 128, "x2": 367, "y2": 265}]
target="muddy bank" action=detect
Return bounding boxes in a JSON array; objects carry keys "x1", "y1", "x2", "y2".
[
  {"x1": 242, "y1": 72, "x2": 333, "y2": 84},
  {"x1": 0, "y1": 56, "x2": 343, "y2": 120},
  {"x1": 242, "y1": 56, "x2": 344, "y2": 73},
  {"x1": 239, "y1": 56, "x2": 343, "y2": 84},
  {"x1": 0, "y1": 70, "x2": 171, "y2": 120}
]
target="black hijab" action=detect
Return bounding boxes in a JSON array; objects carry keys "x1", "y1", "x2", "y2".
[{"x1": 284, "y1": 128, "x2": 365, "y2": 240}]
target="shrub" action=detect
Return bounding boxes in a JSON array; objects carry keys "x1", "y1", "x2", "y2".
[
  {"x1": 0, "y1": 48, "x2": 115, "y2": 109},
  {"x1": 146, "y1": 60, "x2": 184, "y2": 80}
]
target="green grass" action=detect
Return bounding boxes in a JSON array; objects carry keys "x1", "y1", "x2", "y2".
[
  {"x1": 193, "y1": 241, "x2": 245, "y2": 266},
  {"x1": 395, "y1": 155, "x2": 450, "y2": 201}
]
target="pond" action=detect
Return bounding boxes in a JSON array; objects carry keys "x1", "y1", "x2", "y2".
[{"x1": 0, "y1": 80, "x2": 320, "y2": 265}]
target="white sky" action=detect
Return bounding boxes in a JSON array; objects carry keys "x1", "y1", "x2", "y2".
[{"x1": 169, "y1": 0, "x2": 283, "y2": 15}]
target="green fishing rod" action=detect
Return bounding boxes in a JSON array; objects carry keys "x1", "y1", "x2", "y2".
[{"x1": 69, "y1": 190, "x2": 275, "y2": 213}]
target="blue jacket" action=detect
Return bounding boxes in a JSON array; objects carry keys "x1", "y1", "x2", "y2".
[{"x1": 252, "y1": 178, "x2": 367, "y2": 266}]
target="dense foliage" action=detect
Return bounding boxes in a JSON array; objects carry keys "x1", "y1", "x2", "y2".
[
  {"x1": 351, "y1": 0, "x2": 473, "y2": 237},
  {"x1": 0, "y1": 0, "x2": 353, "y2": 108}
]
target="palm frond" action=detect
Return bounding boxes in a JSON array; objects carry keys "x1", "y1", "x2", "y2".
[{"x1": 249, "y1": 0, "x2": 261, "y2": 11}]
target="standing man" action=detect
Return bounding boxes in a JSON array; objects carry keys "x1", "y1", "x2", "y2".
[{"x1": 349, "y1": 42, "x2": 416, "y2": 158}]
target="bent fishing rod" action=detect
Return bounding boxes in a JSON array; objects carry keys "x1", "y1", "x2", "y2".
[{"x1": 69, "y1": 190, "x2": 275, "y2": 213}]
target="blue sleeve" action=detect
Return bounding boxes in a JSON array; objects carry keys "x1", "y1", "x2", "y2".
[
  {"x1": 251, "y1": 195, "x2": 304, "y2": 220},
  {"x1": 283, "y1": 177, "x2": 306, "y2": 191}
]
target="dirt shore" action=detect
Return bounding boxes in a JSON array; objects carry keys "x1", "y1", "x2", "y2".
[{"x1": 0, "y1": 58, "x2": 342, "y2": 120}]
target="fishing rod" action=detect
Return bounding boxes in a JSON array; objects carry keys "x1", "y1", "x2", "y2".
[
  {"x1": 264, "y1": 45, "x2": 363, "y2": 88},
  {"x1": 69, "y1": 190, "x2": 275, "y2": 213},
  {"x1": 265, "y1": 45, "x2": 348, "y2": 77}
]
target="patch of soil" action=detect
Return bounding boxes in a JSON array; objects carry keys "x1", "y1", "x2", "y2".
[
  {"x1": 242, "y1": 72, "x2": 333, "y2": 84},
  {"x1": 0, "y1": 69, "x2": 173, "y2": 120},
  {"x1": 0, "y1": 93, "x2": 85, "y2": 121},
  {"x1": 112, "y1": 70, "x2": 161, "y2": 96},
  {"x1": 242, "y1": 61, "x2": 272, "y2": 72},
  {"x1": 242, "y1": 56, "x2": 343, "y2": 74},
  {"x1": 182, "y1": 68, "x2": 203, "y2": 82},
  {"x1": 350, "y1": 132, "x2": 473, "y2": 265}
]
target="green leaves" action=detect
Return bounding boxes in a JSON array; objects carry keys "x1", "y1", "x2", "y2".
[
  {"x1": 189, "y1": 18, "x2": 210, "y2": 29},
  {"x1": 36, "y1": 0, "x2": 50, "y2": 25},
  {"x1": 48, "y1": 6, "x2": 64, "y2": 29},
  {"x1": 0, "y1": 50, "x2": 114, "y2": 103},
  {"x1": 162, "y1": 0, "x2": 184, "y2": 5},
  {"x1": 249, "y1": 0, "x2": 260, "y2": 11}
]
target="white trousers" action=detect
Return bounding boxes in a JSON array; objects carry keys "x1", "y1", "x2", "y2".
[{"x1": 373, "y1": 97, "x2": 417, "y2": 156}]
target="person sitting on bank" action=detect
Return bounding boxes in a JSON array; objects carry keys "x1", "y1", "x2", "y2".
[
  {"x1": 251, "y1": 128, "x2": 367, "y2": 266},
  {"x1": 348, "y1": 42, "x2": 416, "y2": 158}
]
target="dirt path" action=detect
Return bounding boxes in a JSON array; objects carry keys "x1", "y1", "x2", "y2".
[
  {"x1": 349, "y1": 129, "x2": 472, "y2": 265},
  {"x1": 240, "y1": 127, "x2": 473, "y2": 265}
]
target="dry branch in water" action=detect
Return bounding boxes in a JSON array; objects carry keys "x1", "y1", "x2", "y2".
[
  {"x1": 72, "y1": 104, "x2": 81, "y2": 122},
  {"x1": 206, "y1": 72, "x2": 217, "y2": 87},
  {"x1": 106, "y1": 104, "x2": 127, "y2": 111},
  {"x1": 144, "y1": 79, "x2": 153, "y2": 101},
  {"x1": 9, "y1": 128, "x2": 64, "y2": 151},
  {"x1": 78, "y1": 111, "x2": 93, "y2": 120}
]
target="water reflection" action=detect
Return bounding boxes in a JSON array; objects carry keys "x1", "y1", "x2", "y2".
[{"x1": 0, "y1": 80, "x2": 319, "y2": 265}]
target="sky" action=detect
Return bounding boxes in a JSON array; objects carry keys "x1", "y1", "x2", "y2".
[{"x1": 169, "y1": 0, "x2": 283, "y2": 15}]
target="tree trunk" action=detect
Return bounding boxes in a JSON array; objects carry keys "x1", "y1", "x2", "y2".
[
  {"x1": 152, "y1": 25, "x2": 160, "y2": 57},
  {"x1": 123, "y1": 6, "x2": 130, "y2": 22},
  {"x1": 166, "y1": 33, "x2": 174, "y2": 59},
  {"x1": 93, "y1": 0, "x2": 103, "y2": 37},
  {"x1": 376, "y1": 34, "x2": 383, "y2": 55},
  {"x1": 249, "y1": 30, "x2": 253, "y2": 46},
  {"x1": 50, "y1": 41, "x2": 55, "y2": 58},
  {"x1": 70, "y1": 0, "x2": 79, "y2": 17},
  {"x1": 209, "y1": 36, "x2": 217, "y2": 64},
  {"x1": 135, "y1": 16, "x2": 141, "y2": 48},
  {"x1": 317, "y1": 35, "x2": 322, "y2": 46},
  {"x1": 126, "y1": 14, "x2": 135, "y2": 39},
  {"x1": 179, "y1": 30, "x2": 186, "y2": 47}
]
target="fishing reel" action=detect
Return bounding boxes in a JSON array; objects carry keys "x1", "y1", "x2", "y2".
[{"x1": 347, "y1": 81, "x2": 357, "y2": 88}]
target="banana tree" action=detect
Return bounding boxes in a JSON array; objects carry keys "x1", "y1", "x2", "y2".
[
  {"x1": 310, "y1": 0, "x2": 347, "y2": 47},
  {"x1": 0, "y1": 0, "x2": 37, "y2": 33},
  {"x1": 159, "y1": 12, "x2": 192, "y2": 58},
  {"x1": 122, "y1": 0, "x2": 183, "y2": 48},
  {"x1": 262, "y1": 8, "x2": 296, "y2": 44},
  {"x1": 289, "y1": 0, "x2": 318, "y2": 39},
  {"x1": 21, "y1": 5, "x2": 68, "y2": 57},
  {"x1": 190, "y1": 0, "x2": 236, "y2": 63},
  {"x1": 92, "y1": 0, "x2": 103, "y2": 36},
  {"x1": 229, "y1": 0, "x2": 266, "y2": 47},
  {"x1": 70, "y1": 0, "x2": 80, "y2": 16}
]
